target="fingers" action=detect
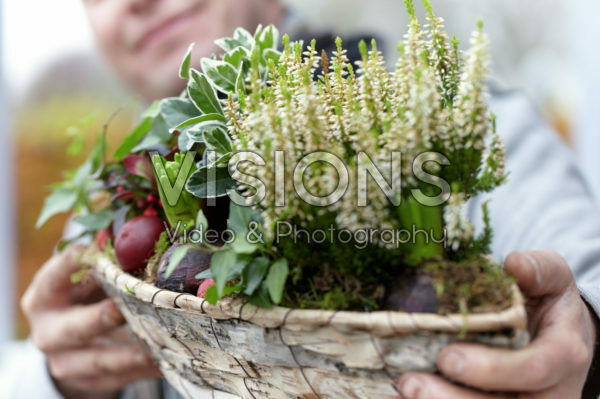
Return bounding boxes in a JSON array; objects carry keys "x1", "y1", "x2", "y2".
[
  {"x1": 396, "y1": 373, "x2": 514, "y2": 399},
  {"x1": 32, "y1": 299, "x2": 125, "y2": 352},
  {"x1": 22, "y1": 244, "x2": 88, "y2": 313},
  {"x1": 504, "y1": 250, "x2": 574, "y2": 298},
  {"x1": 435, "y1": 340, "x2": 568, "y2": 392},
  {"x1": 47, "y1": 345, "x2": 156, "y2": 380}
]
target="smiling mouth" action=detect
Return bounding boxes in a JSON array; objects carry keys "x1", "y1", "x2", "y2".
[{"x1": 136, "y1": 2, "x2": 207, "y2": 52}]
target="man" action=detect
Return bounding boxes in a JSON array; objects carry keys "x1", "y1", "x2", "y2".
[{"x1": 17, "y1": 0, "x2": 600, "y2": 398}]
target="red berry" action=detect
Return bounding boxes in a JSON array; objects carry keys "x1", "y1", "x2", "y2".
[
  {"x1": 158, "y1": 200, "x2": 163, "y2": 208},
  {"x1": 197, "y1": 278, "x2": 215, "y2": 298},
  {"x1": 116, "y1": 186, "x2": 126, "y2": 193},
  {"x1": 143, "y1": 207, "x2": 158, "y2": 217},
  {"x1": 146, "y1": 194, "x2": 156, "y2": 203},
  {"x1": 95, "y1": 228, "x2": 113, "y2": 251},
  {"x1": 115, "y1": 215, "x2": 164, "y2": 273},
  {"x1": 136, "y1": 199, "x2": 146, "y2": 209}
]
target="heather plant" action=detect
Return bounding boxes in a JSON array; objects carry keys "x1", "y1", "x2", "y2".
[{"x1": 38, "y1": 0, "x2": 509, "y2": 311}]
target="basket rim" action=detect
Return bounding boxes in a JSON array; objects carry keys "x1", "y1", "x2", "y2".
[{"x1": 84, "y1": 246, "x2": 528, "y2": 337}]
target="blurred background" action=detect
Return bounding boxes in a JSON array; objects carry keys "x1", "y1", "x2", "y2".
[{"x1": 1, "y1": 0, "x2": 599, "y2": 340}]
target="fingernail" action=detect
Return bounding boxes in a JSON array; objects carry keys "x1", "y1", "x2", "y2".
[
  {"x1": 440, "y1": 350, "x2": 465, "y2": 377},
  {"x1": 399, "y1": 377, "x2": 423, "y2": 399}
]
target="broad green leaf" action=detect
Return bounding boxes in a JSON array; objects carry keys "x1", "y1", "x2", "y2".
[
  {"x1": 188, "y1": 70, "x2": 223, "y2": 115},
  {"x1": 202, "y1": 127, "x2": 232, "y2": 155},
  {"x1": 243, "y1": 257, "x2": 269, "y2": 295},
  {"x1": 266, "y1": 258, "x2": 289, "y2": 305},
  {"x1": 235, "y1": 65, "x2": 247, "y2": 101},
  {"x1": 228, "y1": 195, "x2": 257, "y2": 254},
  {"x1": 258, "y1": 25, "x2": 279, "y2": 51},
  {"x1": 74, "y1": 210, "x2": 114, "y2": 230},
  {"x1": 210, "y1": 249, "x2": 237, "y2": 296},
  {"x1": 178, "y1": 131, "x2": 195, "y2": 152},
  {"x1": 201, "y1": 58, "x2": 238, "y2": 93},
  {"x1": 179, "y1": 43, "x2": 195, "y2": 80},
  {"x1": 205, "y1": 285, "x2": 219, "y2": 304},
  {"x1": 185, "y1": 121, "x2": 227, "y2": 142},
  {"x1": 171, "y1": 113, "x2": 227, "y2": 132},
  {"x1": 186, "y1": 165, "x2": 235, "y2": 198},
  {"x1": 160, "y1": 97, "x2": 200, "y2": 129},
  {"x1": 36, "y1": 188, "x2": 78, "y2": 228},
  {"x1": 113, "y1": 118, "x2": 152, "y2": 160},
  {"x1": 215, "y1": 38, "x2": 245, "y2": 53},
  {"x1": 205, "y1": 283, "x2": 241, "y2": 305},
  {"x1": 164, "y1": 245, "x2": 190, "y2": 279},
  {"x1": 233, "y1": 27, "x2": 254, "y2": 49},
  {"x1": 131, "y1": 115, "x2": 171, "y2": 153},
  {"x1": 141, "y1": 100, "x2": 161, "y2": 119},
  {"x1": 249, "y1": 281, "x2": 272, "y2": 308},
  {"x1": 195, "y1": 268, "x2": 212, "y2": 280},
  {"x1": 263, "y1": 48, "x2": 281, "y2": 65},
  {"x1": 224, "y1": 46, "x2": 250, "y2": 69}
]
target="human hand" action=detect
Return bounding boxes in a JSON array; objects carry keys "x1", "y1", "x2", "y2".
[
  {"x1": 395, "y1": 249, "x2": 597, "y2": 399},
  {"x1": 21, "y1": 245, "x2": 162, "y2": 399}
]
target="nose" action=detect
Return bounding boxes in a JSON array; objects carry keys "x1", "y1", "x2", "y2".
[{"x1": 126, "y1": 0, "x2": 158, "y2": 14}]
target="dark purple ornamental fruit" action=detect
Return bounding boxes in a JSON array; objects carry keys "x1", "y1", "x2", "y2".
[
  {"x1": 384, "y1": 274, "x2": 439, "y2": 313},
  {"x1": 156, "y1": 243, "x2": 213, "y2": 294}
]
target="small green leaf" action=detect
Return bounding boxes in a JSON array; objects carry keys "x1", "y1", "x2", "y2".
[
  {"x1": 249, "y1": 281, "x2": 272, "y2": 308},
  {"x1": 263, "y1": 48, "x2": 281, "y2": 65},
  {"x1": 228, "y1": 194, "x2": 258, "y2": 254},
  {"x1": 188, "y1": 70, "x2": 223, "y2": 115},
  {"x1": 233, "y1": 27, "x2": 254, "y2": 49},
  {"x1": 210, "y1": 249, "x2": 237, "y2": 296},
  {"x1": 141, "y1": 101, "x2": 161, "y2": 119},
  {"x1": 186, "y1": 166, "x2": 235, "y2": 198},
  {"x1": 195, "y1": 268, "x2": 212, "y2": 280},
  {"x1": 113, "y1": 118, "x2": 152, "y2": 160},
  {"x1": 243, "y1": 257, "x2": 269, "y2": 295},
  {"x1": 160, "y1": 97, "x2": 200, "y2": 129},
  {"x1": 266, "y1": 258, "x2": 289, "y2": 305},
  {"x1": 179, "y1": 43, "x2": 195, "y2": 80},
  {"x1": 224, "y1": 46, "x2": 250, "y2": 69},
  {"x1": 201, "y1": 58, "x2": 239, "y2": 93},
  {"x1": 36, "y1": 188, "x2": 78, "y2": 228},
  {"x1": 205, "y1": 285, "x2": 219, "y2": 304},
  {"x1": 164, "y1": 245, "x2": 190, "y2": 279},
  {"x1": 202, "y1": 127, "x2": 232, "y2": 155},
  {"x1": 75, "y1": 210, "x2": 114, "y2": 230},
  {"x1": 131, "y1": 115, "x2": 171, "y2": 153},
  {"x1": 171, "y1": 113, "x2": 227, "y2": 133},
  {"x1": 258, "y1": 25, "x2": 279, "y2": 51}
]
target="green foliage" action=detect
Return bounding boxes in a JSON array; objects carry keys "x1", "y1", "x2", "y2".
[{"x1": 151, "y1": 152, "x2": 199, "y2": 228}]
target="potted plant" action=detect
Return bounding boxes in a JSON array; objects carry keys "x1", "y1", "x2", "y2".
[{"x1": 38, "y1": 2, "x2": 528, "y2": 398}]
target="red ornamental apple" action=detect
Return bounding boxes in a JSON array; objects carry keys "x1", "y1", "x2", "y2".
[
  {"x1": 197, "y1": 278, "x2": 215, "y2": 298},
  {"x1": 115, "y1": 215, "x2": 164, "y2": 273}
]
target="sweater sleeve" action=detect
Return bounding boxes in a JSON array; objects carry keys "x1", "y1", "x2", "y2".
[
  {"x1": 0, "y1": 340, "x2": 64, "y2": 399},
  {"x1": 468, "y1": 90, "x2": 600, "y2": 319}
]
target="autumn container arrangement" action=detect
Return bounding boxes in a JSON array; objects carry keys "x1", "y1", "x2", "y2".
[{"x1": 38, "y1": 2, "x2": 528, "y2": 398}]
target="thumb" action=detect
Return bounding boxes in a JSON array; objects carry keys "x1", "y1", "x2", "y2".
[{"x1": 504, "y1": 249, "x2": 575, "y2": 298}]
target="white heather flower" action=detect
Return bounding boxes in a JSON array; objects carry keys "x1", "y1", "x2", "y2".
[{"x1": 443, "y1": 192, "x2": 474, "y2": 251}]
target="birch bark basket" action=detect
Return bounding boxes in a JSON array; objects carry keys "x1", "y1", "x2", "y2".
[{"x1": 83, "y1": 247, "x2": 529, "y2": 399}]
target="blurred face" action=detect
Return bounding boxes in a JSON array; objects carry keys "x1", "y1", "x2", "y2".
[{"x1": 83, "y1": 0, "x2": 283, "y2": 100}]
